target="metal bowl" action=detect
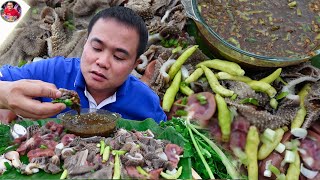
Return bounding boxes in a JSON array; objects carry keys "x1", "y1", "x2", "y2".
[
  {"x1": 57, "y1": 108, "x2": 121, "y2": 137},
  {"x1": 182, "y1": 0, "x2": 320, "y2": 68}
]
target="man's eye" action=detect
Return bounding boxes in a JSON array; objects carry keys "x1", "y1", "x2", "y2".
[
  {"x1": 114, "y1": 55, "x2": 124, "y2": 60},
  {"x1": 92, "y1": 47, "x2": 102, "y2": 52}
]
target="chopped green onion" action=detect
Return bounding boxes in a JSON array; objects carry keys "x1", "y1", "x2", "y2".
[
  {"x1": 263, "y1": 128, "x2": 276, "y2": 142},
  {"x1": 268, "y1": 164, "x2": 280, "y2": 176},
  {"x1": 40, "y1": 144, "x2": 48, "y2": 149},
  {"x1": 275, "y1": 143, "x2": 286, "y2": 153},
  {"x1": 284, "y1": 150, "x2": 295, "y2": 163},
  {"x1": 196, "y1": 94, "x2": 207, "y2": 105},
  {"x1": 297, "y1": 8, "x2": 302, "y2": 16},
  {"x1": 288, "y1": 1, "x2": 297, "y2": 8},
  {"x1": 270, "y1": 98, "x2": 278, "y2": 109}
]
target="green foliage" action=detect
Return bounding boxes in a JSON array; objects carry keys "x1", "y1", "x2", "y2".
[{"x1": 160, "y1": 117, "x2": 232, "y2": 179}]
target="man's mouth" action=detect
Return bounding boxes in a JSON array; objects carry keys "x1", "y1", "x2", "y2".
[{"x1": 91, "y1": 71, "x2": 107, "y2": 79}]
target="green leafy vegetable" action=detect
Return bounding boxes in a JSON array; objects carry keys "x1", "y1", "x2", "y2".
[
  {"x1": 240, "y1": 98, "x2": 259, "y2": 106},
  {"x1": 160, "y1": 117, "x2": 238, "y2": 179},
  {"x1": 0, "y1": 124, "x2": 14, "y2": 154}
]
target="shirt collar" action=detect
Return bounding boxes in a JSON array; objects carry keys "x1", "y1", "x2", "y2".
[{"x1": 84, "y1": 86, "x2": 117, "y2": 109}]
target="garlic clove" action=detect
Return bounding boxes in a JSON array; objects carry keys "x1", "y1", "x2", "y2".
[{"x1": 10, "y1": 124, "x2": 27, "y2": 139}]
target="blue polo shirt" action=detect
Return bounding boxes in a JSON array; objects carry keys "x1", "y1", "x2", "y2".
[{"x1": 0, "y1": 56, "x2": 167, "y2": 123}]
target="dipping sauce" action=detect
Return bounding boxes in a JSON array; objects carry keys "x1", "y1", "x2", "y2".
[
  {"x1": 198, "y1": 0, "x2": 320, "y2": 57},
  {"x1": 59, "y1": 109, "x2": 121, "y2": 137}
]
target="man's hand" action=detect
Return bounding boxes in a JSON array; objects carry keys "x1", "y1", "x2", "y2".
[{"x1": 0, "y1": 80, "x2": 66, "y2": 119}]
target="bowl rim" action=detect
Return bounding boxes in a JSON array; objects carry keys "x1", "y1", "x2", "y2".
[
  {"x1": 192, "y1": 0, "x2": 320, "y2": 62},
  {"x1": 57, "y1": 108, "x2": 122, "y2": 120}
]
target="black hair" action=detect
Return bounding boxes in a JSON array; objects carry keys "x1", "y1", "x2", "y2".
[{"x1": 88, "y1": 6, "x2": 148, "y2": 59}]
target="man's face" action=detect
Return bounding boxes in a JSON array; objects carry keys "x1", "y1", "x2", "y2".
[
  {"x1": 6, "y1": 3, "x2": 13, "y2": 10},
  {"x1": 80, "y1": 18, "x2": 140, "y2": 94}
]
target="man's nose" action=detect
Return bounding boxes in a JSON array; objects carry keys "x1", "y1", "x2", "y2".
[{"x1": 96, "y1": 53, "x2": 111, "y2": 69}]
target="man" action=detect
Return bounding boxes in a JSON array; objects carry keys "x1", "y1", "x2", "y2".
[
  {"x1": 2, "y1": 1, "x2": 20, "y2": 21},
  {"x1": 0, "y1": 6, "x2": 167, "y2": 123}
]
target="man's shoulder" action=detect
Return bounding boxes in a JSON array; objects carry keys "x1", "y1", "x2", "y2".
[{"x1": 126, "y1": 75, "x2": 157, "y2": 96}]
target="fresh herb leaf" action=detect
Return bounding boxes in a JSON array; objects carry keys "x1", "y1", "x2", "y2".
[{"x1": 240, "y1": 98, "x2": 259, "y2": 106}]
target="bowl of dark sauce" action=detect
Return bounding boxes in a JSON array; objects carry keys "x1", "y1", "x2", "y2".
[
  {"x1": 58, "y1": 108, "x2": 121, "y2": 137},
  {"x1": 182, "y1": 0, "x2": 320, "y2": 68}
]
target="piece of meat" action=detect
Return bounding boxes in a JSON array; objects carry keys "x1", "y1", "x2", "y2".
[
  {"x1": 208, "y1": 117, "x2": 222, "y2": 143},
  {"x1": 61, "y1": 134, "x2": 76, "y2": 146},
  {"x1": 300, "y1": 136, "x2": 320, "y2": 171},
  {"x1": 125, "y1": 166, "x2": 146, "y2": 179},
  {"x1": 281, "y1": 132, "x2": 292, "y2": 144},
  {"x1": 164, "y1": 143, "x2": 183, "y2": 168},
  {"x1": 17, "y1": 135, "x2": 42, "y2": 155},
  {"x1": 232, "y1": 116, "x2": 250, "y2": 133},
  {"x1": 40, "y1": 133, "x2": 55, "y2": 141},
  {"x1": 311, "y1": 123, "x2": 320, "y2": 135},
  {"x1": 46, "y1": 121, "x2": 64, "y2": 135},
  {"x1": 230, "y1": 131, "x2": 247, "y2": 150},
  {"x1": 140, "y1": 60, "x2": 156, "y2": 86},
  {"x1": 27, "y1": 148, "x2": 55, "y2": 162},
  {"x1": 149, "y1": 168, "x2": 163, "y2": 180},
  {"x1": 259, "y1": 152, "x2": 284, "y2": 179},
  {"x1": 187, "y1": 92, "x2": 216, "y2": 126},
  {"x1": 166, "y1": 99, "x2": 184, "y2": 120}
]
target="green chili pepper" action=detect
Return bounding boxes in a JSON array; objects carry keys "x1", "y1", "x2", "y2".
[
  {"x1": 215, "y1": 94, "x2": 232, "y2": 142},
  {"x1": 168, "y1": 45, "x2": 199, "y2": 80},
  {"x1": 160, "y1": 166, "x2": 183, "y2": 179},
  {"x1": 113, "y1": 154, "x2": 120, "y2": 179},
  {"x1": 52, "y1": 98, "x2": 73, "y2": 107},
  {"x1": 245, "y1": 126, "x2": 260, "y2": 180},
  {"x1": 102, "y1": 146, "x2": 110, "y2": 163},
  {"x1": 247, "y1": 80, "x2": 277, "y2": 98},
  {"x1": 196, "y1": 59, "x2": 245, "y2": 76},
  {"x1": 60, "y1": 169, "x2": 68, "y2": 179},
  {"x1": 162, "y1": 71, "x2": 182, "y2": 112},
  {"x1": 184, "y1": 68, "x2": 204, "y2": 84},
  {"x1": 112, "y1": 150, "x2": 127, "y2": 179},
  {"x1": 291, "y1": 83, "x2": 310, "y2": 129},
  {"x1": 201, "y1": 65, "x2": 234, "y2": 97},
  {"x1": 260, "y1": 68, "x2": 282, "y2": 84},
  {"x1": 258, "y1": 128, "x2": 285, "y2": 160},
  {"x1": 100, "y1": 139, "x2": 105, "y2": 155},
  {"x1": 136, "y1": 166, "x2": 149, "y2": 178},
  {"x1": 286, "y1": 151, "x2": 300, "y2": 180},
  {"x1": 216, "y1": 72, "x2": 252, "y2": 83},
  {"x1": 276, "y1": 91, "x2": 289, "y2": 100},
  {"x1": 179, "y1": 82, "x2": 194, "y2": 96}
]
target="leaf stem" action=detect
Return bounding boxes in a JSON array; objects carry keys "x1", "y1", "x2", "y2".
[{"x1": 186, "y1": 118, "x2": 215, "y2": 179}]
